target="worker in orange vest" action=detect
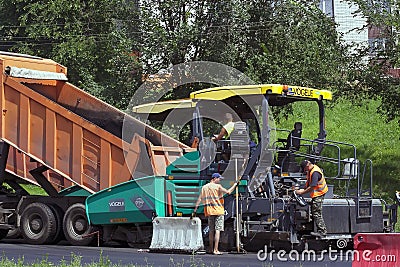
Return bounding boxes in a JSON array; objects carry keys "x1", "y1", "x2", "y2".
[
  {"x1": 193, "y1": 173, "x2": 239, "y2": 255},
  {"x1": 295, "y1": 160, "x2": 328, "y2": 237}
]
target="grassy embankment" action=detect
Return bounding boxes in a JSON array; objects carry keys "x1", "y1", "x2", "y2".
[{"x1": 276, "y1": 99, "x2": 400, "y2": 231}]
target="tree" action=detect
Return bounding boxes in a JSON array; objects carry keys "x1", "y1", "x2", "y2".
[
  {"x1": 137, "y1": 0, "x2": 236, "y2": 69},
  {"x1": 0, "y1": 0, "x2": 141, "y2": 109},
  {"x1": 2, "y1": 0, "x2": 396, "y2": 122},
  {"x1": 244, "y1": 1, "x2": 347, "y2": 87},
  {"x1": 239, "y1": 1, "x2": 356, "y2": 121},
  {"x1": 136, "y1": 1, "x2": 355, "y2": 101},
  {"x1": 343, "y1": 0, "x2": 400, "y2": 125}
]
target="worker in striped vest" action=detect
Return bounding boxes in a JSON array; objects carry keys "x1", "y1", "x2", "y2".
[{"x1": 296, "y1": 160, "x2": 328, "y2": 237}]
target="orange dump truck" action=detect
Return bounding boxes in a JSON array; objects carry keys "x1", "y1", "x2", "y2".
[{"x1": 0, "y1": 51, "x2": 193, "y2": 246}]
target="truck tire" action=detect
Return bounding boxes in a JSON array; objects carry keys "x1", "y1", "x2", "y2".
[
  {"x1": 20, "y1": 203, "x2": 57, "y2": 244},
  {"x1": 63, "y1": 203, "x2": 96, "y2": 246},
  {"x1": 48, "y1": 205, "x2": 64, "y2": 244}
]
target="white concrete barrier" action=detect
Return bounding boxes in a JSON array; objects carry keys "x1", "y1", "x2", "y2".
[{"x1": 150, "y1": 217, "x2": 204, "y2": 253}]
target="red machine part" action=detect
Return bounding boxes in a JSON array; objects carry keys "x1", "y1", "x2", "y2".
[{"x1": 352, "y1": 233, "x2": 400, "y2": 267}]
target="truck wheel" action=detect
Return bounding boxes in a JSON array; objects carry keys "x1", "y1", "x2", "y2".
[
  {"x1": 48, "y1": 205, "x2": 64, "y2": 244},
  {"x1": 0, "y1": 229, "x2": 9, "y2": 240},
  {"x1": 20, "y1": 203, "x2": 57, "y2": 244},
  {"x1": 63, "y1": 203, "x2": 96, "y2": 246}
]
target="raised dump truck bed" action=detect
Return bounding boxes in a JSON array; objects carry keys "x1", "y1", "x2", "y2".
[
  {"x1": 0, "y1": 52, "x2": 195, "y2": 246},
  {"x1": 0, "y1": 51, "x2": 190, "y2": 193}
]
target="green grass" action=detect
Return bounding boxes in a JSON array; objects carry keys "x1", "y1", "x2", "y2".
[
  {"x1": 274, "y1": 99, "x2": 400, "y2": 231},
  {"x1": 0, "y1": 253, "x2": 146, "y2": 267},
  {"x1": 0, "y1": 252, "x2": 219, "y2": 267}
]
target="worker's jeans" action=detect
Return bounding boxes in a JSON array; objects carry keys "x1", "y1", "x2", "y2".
[{"x1": 311, "y1": 195, "x2": 327, "y2": 234}]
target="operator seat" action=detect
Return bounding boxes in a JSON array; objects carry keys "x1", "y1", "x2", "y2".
[
  {"x1": 286, "y1": 122, "x2": 302, "y2": 150},
  {"x1": 229, "y1": 122, "x2": 250, "y2": 158},
  {"x1": 220, "y1": 122, "x2": 249, "y2": 161},
  {"x1": 277, "y1": 122, "x2": 302, "y2": 172}
]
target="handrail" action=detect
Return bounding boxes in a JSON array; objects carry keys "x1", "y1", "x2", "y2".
[
  {"x1": 274, "y1": 128, "x2": 358, "y2": 179},
  {"x1": 359, "y1": 159, "x2": 373, "y2": 198}
]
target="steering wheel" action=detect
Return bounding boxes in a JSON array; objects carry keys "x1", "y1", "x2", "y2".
[{"x1": 293, "y1": 191, "x2": 307, "y2": 207}]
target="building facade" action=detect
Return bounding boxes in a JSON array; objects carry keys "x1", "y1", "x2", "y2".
[
  {"x1": 319, "y1": 0, "x2": 399, "y2": 76},
  {"x1": 319, "y1": 0, "x2": 368, "y2": 47}
]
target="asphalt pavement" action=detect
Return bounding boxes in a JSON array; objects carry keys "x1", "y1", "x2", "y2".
[{"x1": 0, "y1": 239, "x2": 353, "y2": 267}]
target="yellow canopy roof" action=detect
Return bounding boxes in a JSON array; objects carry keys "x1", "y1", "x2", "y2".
[
  {"x1": 131, "y1": 99, "x2": 196, "y2": 114},
  {"x1": 189, "y1": 84, "x2": 332, "y2": 101},
  {"x1": 132, "y1": 84, "x2": 333, "y2": 115}
]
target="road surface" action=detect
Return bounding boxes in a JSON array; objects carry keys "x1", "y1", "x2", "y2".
[{"x1": 0, "y1": 239, "x2": 354, "y2": 267}]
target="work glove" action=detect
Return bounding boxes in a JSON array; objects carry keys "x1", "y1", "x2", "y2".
[{"x1": 190, "y1": 212, "x2": 197, "y2": 219}]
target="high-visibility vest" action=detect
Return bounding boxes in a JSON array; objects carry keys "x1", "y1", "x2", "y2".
[
  {"x1": 223, "y1": 121, "x2": 235, "y2": 138},
  {"x1": 305, "y1": 165, "x2": 328, "y2": 198},
  {"x1": 201, "y1": 183, "x2": 225, "y2": 216}
]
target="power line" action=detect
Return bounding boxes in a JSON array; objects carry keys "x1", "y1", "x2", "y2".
[
  {"x1": 0, "y1": 19, "x2": 143, "y2": 29},
  {"x1": 0, "y1": 1, "x2": 313, "y2": 30},
  {"x1": 0, "y1": 22, "x2": 328, "y2": 47}
]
